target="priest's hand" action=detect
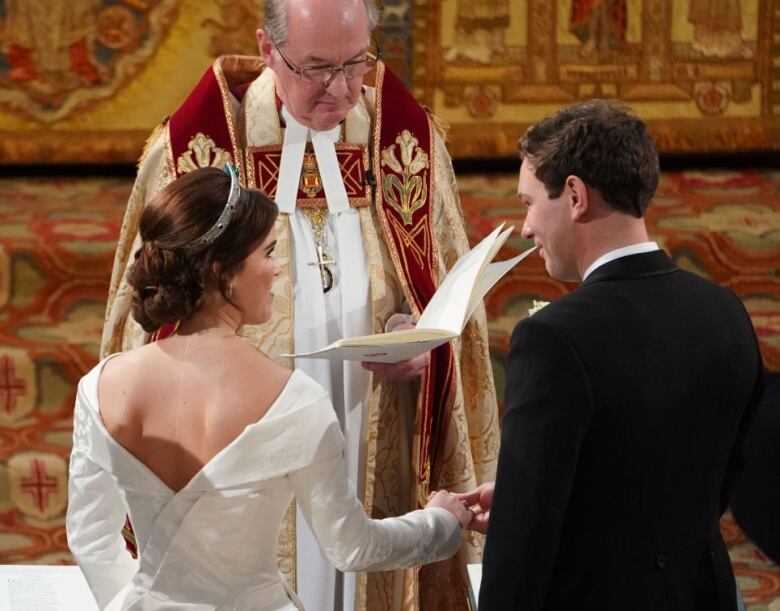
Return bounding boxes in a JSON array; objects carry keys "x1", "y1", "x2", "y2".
[
  {"x1": 361, "y1": 353, "x2": 430, "y2": 380},
  {"x1": 361, "y1": 322, "x2": 430, "y2": 380},
  {"x1": 456, "y1": 481, "x2": 494, "y2": 534}
]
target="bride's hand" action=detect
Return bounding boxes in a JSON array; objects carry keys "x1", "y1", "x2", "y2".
[{"x1": 426, "y1": 490, "x2": 473, "y2": 529}]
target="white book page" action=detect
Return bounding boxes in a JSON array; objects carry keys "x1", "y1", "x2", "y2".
[
  {"x1": 0, "y1": 565, "x2": 98, "y2": 611},
  {"x1": 291, "y1": 334, "x2": 455, "y2": 362},
  {"x1": 416, "y1": 225, "x2": 505, "y2": 333},
  {"x1": 484, "y1": 226, "x2": 514, "y2": 268},
  {"x1": 332, "y1": 327, "x2": 452, "y2": 347},
  {"x1": 464, "y1": 246, "x2": 537, "y2": 326}
]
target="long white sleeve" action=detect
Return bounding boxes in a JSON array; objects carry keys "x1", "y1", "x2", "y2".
[
  {"x1": 67, "y1": 446, "x2": 138, "y2": 609},
  {"x1": 289, "y1": 443, "x2": 461, "y2": 572}
]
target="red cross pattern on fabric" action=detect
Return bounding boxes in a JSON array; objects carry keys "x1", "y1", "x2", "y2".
[
  {"x1": 21, "y1": 459, "x2": 58, "y2": 513},
  {"x1": 0, "y1": 355, "x2": 26, "y2": 415}
]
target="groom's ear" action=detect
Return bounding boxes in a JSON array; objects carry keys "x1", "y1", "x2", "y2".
[{"x1": 566, "y1": 175, "x2": 589, "y2": 222}]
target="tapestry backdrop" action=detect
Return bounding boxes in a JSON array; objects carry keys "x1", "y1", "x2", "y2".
[
  {"x1": 0, "y1": 0, "x2": 777, "y2": 163},
  {"x1": 415, "y1": 0, "x2": 780, "y2": 156}
]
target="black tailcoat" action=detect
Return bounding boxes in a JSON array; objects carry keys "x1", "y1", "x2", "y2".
[{"x1": 480, "y1": 251, "x2": 764, "y2": 611}]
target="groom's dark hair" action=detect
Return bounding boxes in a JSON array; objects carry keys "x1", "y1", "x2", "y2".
[{"x1": 519, "y1": 99, "x2": 659, "y2": 218}]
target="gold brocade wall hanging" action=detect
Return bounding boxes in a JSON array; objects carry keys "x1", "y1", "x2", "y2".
[
  {"x1": 0, "y1": 0, "x2": 777, "y2": 162},
  {"x1": 0, "y1": 0, "x2": 262, "y2": 163},
  {"x1": 413, "y1": 0, "x2": 779, "y2": 156}
]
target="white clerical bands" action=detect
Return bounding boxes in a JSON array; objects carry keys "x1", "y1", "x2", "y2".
[{"x1": 275, "y1": 107, "x2": 351, "y2": 215}]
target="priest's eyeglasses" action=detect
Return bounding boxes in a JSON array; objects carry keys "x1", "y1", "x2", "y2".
[{"x1": 274, "y1": 38, "x2": 382, "y2": 87}]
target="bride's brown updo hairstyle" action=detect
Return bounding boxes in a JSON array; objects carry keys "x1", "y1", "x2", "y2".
[{"x1": 127, "y1": 167, "x2": 278, "y2": 332}]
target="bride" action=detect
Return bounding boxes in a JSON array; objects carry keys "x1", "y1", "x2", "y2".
[{"x1": 66, "y1": 165, "x2": 472, "y2": 610}]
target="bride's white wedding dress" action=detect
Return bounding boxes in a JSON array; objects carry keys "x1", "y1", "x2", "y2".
[{"x1": 67, "y1": 356, "x2": 460, "y2": 610}]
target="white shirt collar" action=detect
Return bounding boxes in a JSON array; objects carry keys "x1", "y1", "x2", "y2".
[
  {"x1": 275, "y1": 107, "x2": 349, "y2": 215},
  {"x1": 582, "y1": 242, "x2": 660, "y2": 281}
]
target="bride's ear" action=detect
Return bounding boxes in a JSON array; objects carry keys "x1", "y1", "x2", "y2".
[{"x1": 206, "y1": 262, "x2": 226, "y2": 292}]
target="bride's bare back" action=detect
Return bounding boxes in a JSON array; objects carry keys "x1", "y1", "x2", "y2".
[{"x1": 98, "y1": 333, "x2": 291, "y2": 492}]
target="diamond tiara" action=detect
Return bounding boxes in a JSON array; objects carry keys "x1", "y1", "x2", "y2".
[{"x1": 181, "y1": 163, "x2": 241, "y2": 255}]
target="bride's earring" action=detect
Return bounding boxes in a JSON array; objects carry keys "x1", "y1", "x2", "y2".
[{"x1": 227, "y1": 284, "x2": 234, "y2": 299}]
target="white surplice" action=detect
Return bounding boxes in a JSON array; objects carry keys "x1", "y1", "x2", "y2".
[
  {"x1": 275, "y1": 107, "x2": 373, "y2": 611},
  {"x1": 67, "y1": 357, "x2": 461, "y2": 611}
]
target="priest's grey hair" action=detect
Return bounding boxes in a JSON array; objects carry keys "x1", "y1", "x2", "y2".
[{"x1": 264, "y1": 0, "x2": 380, "y2": 45}]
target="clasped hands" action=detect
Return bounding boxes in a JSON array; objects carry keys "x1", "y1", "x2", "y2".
[{"x1": 426, "y1": 481, "x2": 495, "y2": 534}]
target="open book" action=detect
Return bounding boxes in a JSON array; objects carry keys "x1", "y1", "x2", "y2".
[{"x1": 289, "y1": 224, "x2": 536, "y2": 363}]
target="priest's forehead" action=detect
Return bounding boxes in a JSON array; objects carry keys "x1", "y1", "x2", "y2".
[{"x1": 274, "y1": 0, "x2": 373, "y2": 46}]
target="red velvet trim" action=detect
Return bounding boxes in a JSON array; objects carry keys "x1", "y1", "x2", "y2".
[
  {"x1": 251, "y1": 145, "x2": 368, "y2": 204},
  {"x1": 231, "y1": 81, "x2": 252, "y2": 103},
  {"x1": 372, "y1": 63, "x2": 455, "y2": 504},
  {"x1": 168, "y1": 64, "x2": 237, "y2": 179},
  {"x1": 374, "y1": 65, "x2": 437, "y2": 311},
  {"x1": 149, "y1": 323, "x2": 179, "y2": 342}
]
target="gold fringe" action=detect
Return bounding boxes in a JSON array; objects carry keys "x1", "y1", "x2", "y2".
[
  {"x1": 424, "y1": 106, "x2": 450, "y2": 143},
  {"x1": 138, "y1": 120, "x2": 167, "y2": 169}
]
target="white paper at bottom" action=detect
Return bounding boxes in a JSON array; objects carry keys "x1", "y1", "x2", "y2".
[
  {"x1": 0, "y1": 565, "x2": 98, "y2": 611},
  {"x1": 467, "y1": 563, "x2": 482, "y2": 610}
]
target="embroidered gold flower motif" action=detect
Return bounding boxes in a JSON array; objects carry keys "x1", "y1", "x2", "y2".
[
  {"x1": 176, "y1": 132, "x2": 233, "y2": 174},
  {"x1": 380, "y1": 130, "x2": 430, "y2": 225},
  {"x1": 528, "y1": 300, "x2": 550, "y2": 316}
]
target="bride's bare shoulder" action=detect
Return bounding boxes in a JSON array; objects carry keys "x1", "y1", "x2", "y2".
[
  {"x1": 237, "y1": 342, "x2": 292, "y2": 387},
  {"x1": 99, "y1": 343, "x2": 159, "y2": 387},
  {"x1": 98, "y1": 343, "x2": 183, "y2": 419}
]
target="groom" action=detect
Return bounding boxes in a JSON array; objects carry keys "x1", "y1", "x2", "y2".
[{"x1": 460, "y1": 100, "x2": 764, "y2": 610}]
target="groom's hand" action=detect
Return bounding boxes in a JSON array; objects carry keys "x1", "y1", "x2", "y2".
[
  {"x1": 456, "y1": 481, "x2": 495, "y2": 534},
  {"x1": 361, "y1": 322, "x2": 430, "y2": 380}
]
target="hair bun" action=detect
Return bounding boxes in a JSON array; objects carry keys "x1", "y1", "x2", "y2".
[
  {"x1": 125, "y1": 166, "x2": 278, "y2": 332},
  {"x1": 128, "y1": 242, "x2": 203, "y2": 332}
]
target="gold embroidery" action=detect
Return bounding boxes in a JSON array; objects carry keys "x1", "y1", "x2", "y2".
[
  {"x1": 164, "y1": 122, "x2": 177, "y2": 179},
  {"x1": 371, "y1": 65, "x2": 422, "y2": 319},
  {"x1": 380, "y1": 130, "x2": 430, "y2": 226},
  {"x1": 212, "y1": 57, "x2": 251, "y2": 182},
  {"x1": 389, "y1": 214, "x2": 429, "y2": 270},
  {"x1": 176, "y1": 132, "x2": 233, "y2": 174},
  {"x1": 300, "y1": 152, "x2": 324, "y2": 197},
  {"x1": 248, "y1": 144, "x2": 371, "y2": 208}
]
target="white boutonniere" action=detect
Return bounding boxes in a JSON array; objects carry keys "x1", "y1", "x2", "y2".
[{"x1": 528, "y1": 300, "x2": 550, "y2": 317}]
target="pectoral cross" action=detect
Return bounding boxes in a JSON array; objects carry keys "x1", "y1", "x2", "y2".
[{"x1": 309, "y1": 243, "x2": 336, "y2": 293}]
